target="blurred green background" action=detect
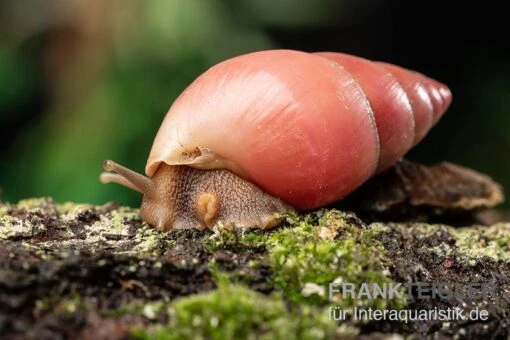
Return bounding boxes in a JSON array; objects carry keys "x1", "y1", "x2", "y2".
[{"x1": 0, "y1": 0, "x2": 509, "y2": 208}]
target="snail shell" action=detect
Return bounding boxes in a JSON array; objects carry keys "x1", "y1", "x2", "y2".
[{"x1": 101, "y1": 49, "x2": 452, "y2": 231}]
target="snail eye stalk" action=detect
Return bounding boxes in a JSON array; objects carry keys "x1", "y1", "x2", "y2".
[{"x1": 100, "y1": 160, "x2": 154, "y2": 196}]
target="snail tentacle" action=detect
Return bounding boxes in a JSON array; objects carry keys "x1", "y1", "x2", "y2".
[{"x1": 100, "y1": 160, "x2": 155, "y2": 196}]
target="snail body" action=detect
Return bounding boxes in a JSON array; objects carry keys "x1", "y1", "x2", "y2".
[{"x1": 100, "y1": 49, "x2": 452, "y2": 231}]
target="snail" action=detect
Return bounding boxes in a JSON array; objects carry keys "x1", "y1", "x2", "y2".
[{"x1": 100, "y1": 49, "x2": 453, "y2": 231}]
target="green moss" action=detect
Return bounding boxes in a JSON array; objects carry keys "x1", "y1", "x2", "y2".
[
  {"x1": 265, "y1": 211, "x2": 406, "y2": 311},
  {"x1": 205, "y1": 210, "x2": 407, "y2": 314},
  {"x1": 133, "y1": 278, "x2": 342, "y2": 340}
]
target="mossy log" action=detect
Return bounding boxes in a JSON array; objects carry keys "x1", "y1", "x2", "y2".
[{"x1": 1, "y1": 198, "x2": 509, "y2": 339}]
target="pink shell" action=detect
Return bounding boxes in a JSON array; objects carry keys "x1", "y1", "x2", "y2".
[{"x1": 146, "y1": 50, "x2": 451, "y2": 210}]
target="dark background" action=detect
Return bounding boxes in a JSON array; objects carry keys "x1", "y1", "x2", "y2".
[{"x1": 1, "y1": 0, "x2": 508, "y2": 208}]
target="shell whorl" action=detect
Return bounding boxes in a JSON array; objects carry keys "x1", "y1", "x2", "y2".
[
  {"x1": 146, "y1": 50, "x2": 452, "y2": 210},
  {"x1": 316, "y1": 52, "x2": 451, "y2": 172}
]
